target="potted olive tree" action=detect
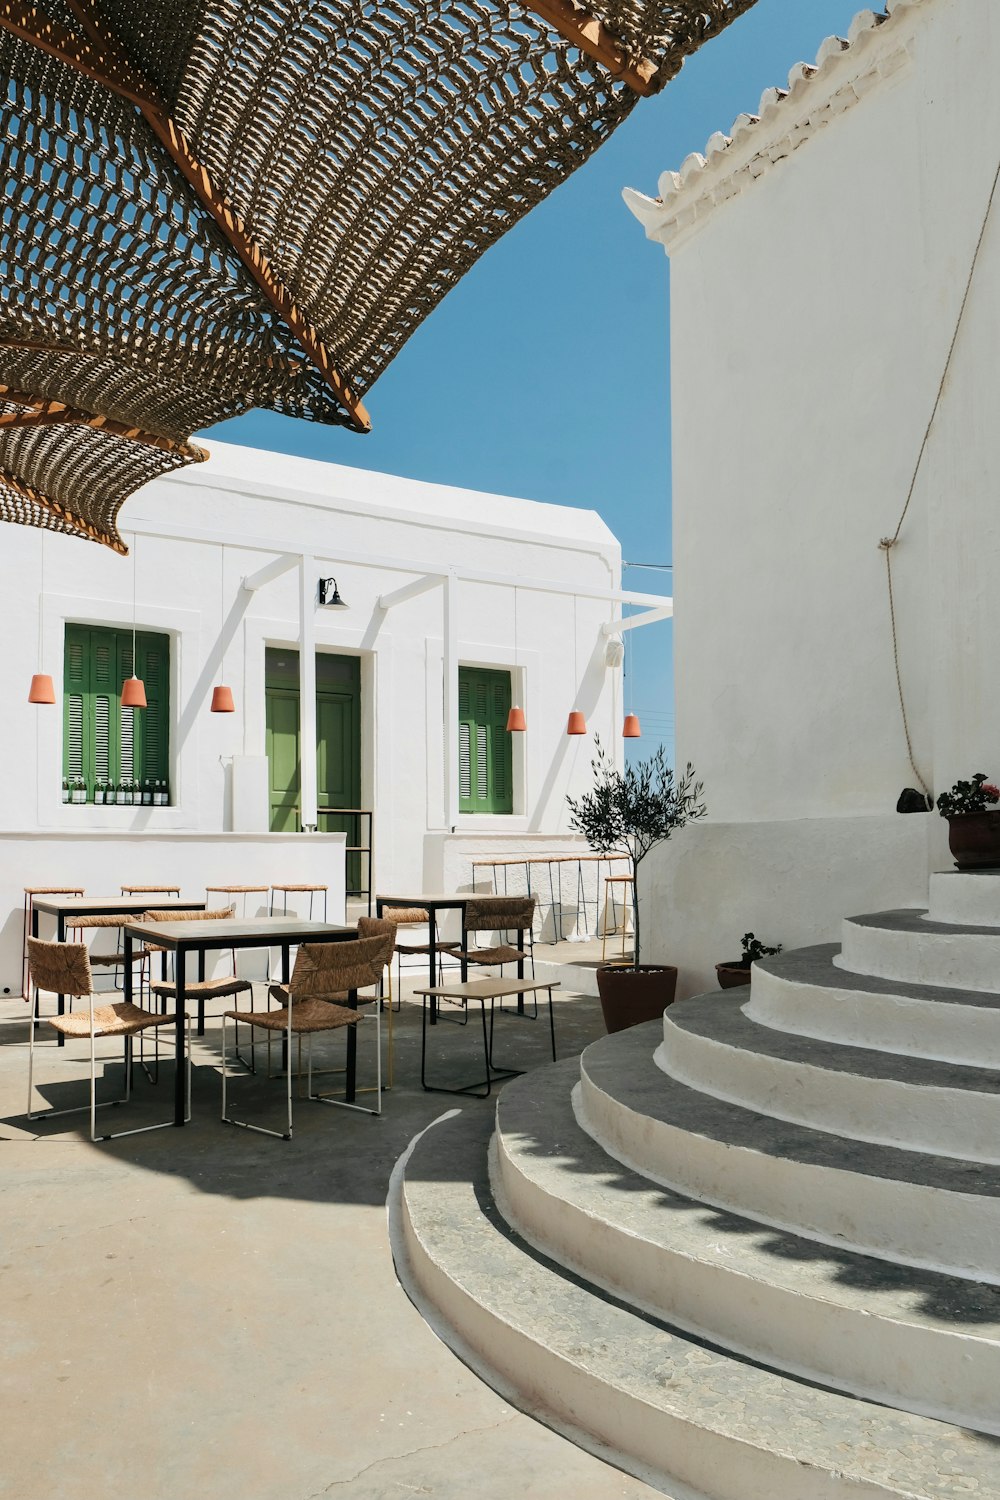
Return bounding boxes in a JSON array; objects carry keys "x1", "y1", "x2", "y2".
[{"x1": 567, "y1": 737, "x2": 706, "y2": 1033}]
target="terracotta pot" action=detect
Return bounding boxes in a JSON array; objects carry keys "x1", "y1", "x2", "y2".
[
  {"x1": 596, "y1": 964, "x2": 678, "y2": 1034},
  {"x1": 716, "y1": 961, "x2": 752, "y2": 990},
  {"x1": 946, "y1": 812, "x2": 1000, "y2": 870}
]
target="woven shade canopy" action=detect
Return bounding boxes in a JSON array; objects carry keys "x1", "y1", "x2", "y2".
[{"x1": 0, "y1": 0, "x2": 758, "y2": 552}]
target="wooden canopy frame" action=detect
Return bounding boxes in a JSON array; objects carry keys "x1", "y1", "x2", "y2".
[{"x1": 0, "y1": 0, "x2": 758, "y2": 549}]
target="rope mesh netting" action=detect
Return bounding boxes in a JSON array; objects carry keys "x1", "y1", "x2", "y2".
[{"x1": 0, "y1": 0, "x2": 758, "y2": 549}]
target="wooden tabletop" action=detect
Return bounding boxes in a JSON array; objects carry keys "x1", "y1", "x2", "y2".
[
  {"x1": 415, "y1": 978, "x2": 560, "y2": 1000},
  {"x1": 377, "y1": 893, "x2": 468, "y2": 907},
  {"x1": 127, "y1": 917, "x2": 355, "y2": 947},
  {"x1": 33, "y1": 895, "x2": 207, "y2": 916}
]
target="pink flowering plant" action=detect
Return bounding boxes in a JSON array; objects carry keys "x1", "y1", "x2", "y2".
[{"x1": 936, "y1": 773, "x2": 1000, "y2": 818}]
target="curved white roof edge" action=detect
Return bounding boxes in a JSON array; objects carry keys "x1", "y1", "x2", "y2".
[
  {"x1": 163, "y1": 436, "x2": 618, "y2": 551},
  {"x1": 624, "y1": 0, "x2": 930, "y2": 250}
]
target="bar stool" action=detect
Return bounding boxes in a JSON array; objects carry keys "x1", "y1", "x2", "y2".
[
  {"x1": 269, "y1": 883, "x2": 328, "y2": 921},
  {"x1": 22, "y1": 887, "x2": 84, "y2": 1002},
  {"x1": 601, "y1": 875, "x2": 635, "y2": 962},
  {"x1": 206, "y1": 885, "x2": 269, "y2": 981},
  {"x1": 121, "y1": 886, "x2": 183, "y2": 997}
]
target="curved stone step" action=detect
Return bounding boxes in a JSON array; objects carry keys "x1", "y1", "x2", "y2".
[
  {"x1": 658, "y1": 995, "x2": 1000, "y2": 1164},
  {"x1": 495, "y1": 1061, "x2": 1000, "y2": 1434},
  {"x1": 746, "y1": 944, "x2": 1000, "y2": 1065},
  {"x1": 837, "y1": 910, "x2": 1000, "y2": 992},
  {"x1": 391, "y1": 1102, "x2": 1000, "y2": 1500},
  {"x1": 927, "y1": 870, "x2": 1000, "y2": 928},
  {"x1": 578, "y1": 1022, "x2": 1000, "y2": 1282}
]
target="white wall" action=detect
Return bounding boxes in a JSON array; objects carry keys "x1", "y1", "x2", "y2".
[
  {"x1": 5, "y1": 441, "x2": 633, "y2": 982},
  {"x1": 626, "y1": 0, "x2": 995, "y2": 979}
]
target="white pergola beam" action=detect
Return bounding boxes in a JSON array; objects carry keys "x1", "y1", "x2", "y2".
[
  {"x1": 242, "y1": 553, "x2": 298, "y2": 592},
  {"x1": 602, "y1": 604, "x2": 673, "y2": 635},
  {"x1": 377, "y1": 573, "x2": 444, "y2": 611}
]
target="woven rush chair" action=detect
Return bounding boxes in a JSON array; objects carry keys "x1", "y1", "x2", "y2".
[
  {"x1": 391, "y1": 906, "x2": 457, "y2": 999},
  {"x1": 146, "y1": 907, "x2": 252, "y2": 1037},
  {"x1": 22, "y1": 885, "x2": 84, "y2": 1004},
  {"x1": 222, "y1": 931, "x2": 394, "y2": 1140},
  {"x1": 451, "y1": 895, "x2": 537, "y2": 1015},
  {"x1": 26, "y1": 937, "x2": 190, "y2": 1141},
  {"x1": 68, "y1": 912, "x2": 147, "y2": 994}
]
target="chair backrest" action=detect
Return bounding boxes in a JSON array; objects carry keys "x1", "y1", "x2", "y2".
[
  {"x1": 289, "y1": 933, "x2": 395, "y2": 999},
  {"x1": 27, "y1": 936, "x2": 93, "y2": 997},
  {"x1": 144, "y1": 906, "x2": 236, "y2": 923},
  {"x1": 357, "y1": 916, "x2": 396, "y2": 943},
  {"x1": 382, "y1": 906, "x2": 429, "y2": 926},
  {"x1": 464, "y1": 895, "x2": 536, "y2": 934}
]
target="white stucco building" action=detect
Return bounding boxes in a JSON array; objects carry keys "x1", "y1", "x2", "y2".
[
  {"x1": 3, "y1": 439, "x2": 665, "y2": 994},
  {"x1": 627, "y1": 0, "x2": 993, "y2": 994}
]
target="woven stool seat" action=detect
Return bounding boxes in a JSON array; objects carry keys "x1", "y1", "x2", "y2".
[
  {"x1": 25, "y1": 886, "x2": 84, "y2": 896},
  {"x1": 226, "y1": 998, "x2": 360, "y2": 1033},
  {"x1": 88, "y1": 952, "x2": 144, "y2": 966},
  {"x1": 271, "y1": 883, "x2": 328, "y2": 893},
  {"x1": 451, "y1": 944, "x2": 527, "y2": 965},
  {"x1": 207, "y1": 885, "x2": 268, "y2": 894},
  {"x1": 151, "y1": 977, "x2": 252, "y2": 1001},
  {"x1": 121, "y1": 885, "x2": 181, "y2": 895},
  {"x1": 49, "y1": 1003, "x2": 180, "y2": 1039}
]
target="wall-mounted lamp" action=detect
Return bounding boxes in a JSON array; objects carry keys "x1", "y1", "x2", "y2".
[{"x1": 319, "y1": 576, "x2": 348, "y2": 608}]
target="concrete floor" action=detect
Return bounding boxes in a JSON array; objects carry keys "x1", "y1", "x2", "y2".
[{"x1": 1, "y1": 976, "x2": 660, "y2": 1500}]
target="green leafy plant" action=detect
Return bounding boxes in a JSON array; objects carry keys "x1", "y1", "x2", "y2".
[
  {"x1": 740, "y1": 932, "x2": 782, "y2": 965},
  {"x1": 936, "y1": 774, "x2": 1000, "y2": 818},
  {"x1": 567, "y1": 736, "x2": 706, "y2": 971}
]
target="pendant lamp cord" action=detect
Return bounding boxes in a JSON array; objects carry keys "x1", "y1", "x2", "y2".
[
  {"x1": 879, "y1": 151, "x2": 1000, "y2": 802},
  {"x1": 131, "y1": 531, "x2": 137, "y2": 673}
]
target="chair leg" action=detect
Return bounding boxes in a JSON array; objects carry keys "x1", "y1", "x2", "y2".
[{"x1": 221, "y1": 1014, "x2": 293, "y2": 1140}]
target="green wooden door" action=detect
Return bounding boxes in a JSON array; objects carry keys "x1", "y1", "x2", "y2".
[
  {"x1": 458, "y1": 666, "x2": 513, "y2": 814},
  {"x1": 265, "y1": 651, "x2": 361, "y2": 869}
]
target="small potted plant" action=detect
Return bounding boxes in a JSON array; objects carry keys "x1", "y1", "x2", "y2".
[
  {"x1": 567, "y1": 736, "x2": 706, "y2": 1033},
  {"x1": 936, "y1": 773, "x2": 1000, "y2": 869},
  {"x1": 716, "y1": 932, "x2": 782, "y2": 990}
]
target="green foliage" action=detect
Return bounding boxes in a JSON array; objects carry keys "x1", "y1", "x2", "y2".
[
  {"x1": 567, "y1": 737, "x2": 706, "y2": 969},
  {"x1": 936, "y1": 773, "x2": 1000, "y2": 818}
]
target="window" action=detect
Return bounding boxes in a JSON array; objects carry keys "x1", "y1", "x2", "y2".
[
  {"x1": 63, "y1": 624, "x2": 171, "y2": 800},
  {"x1": 458, "y1": 666, "x2": 513, "y2": 814}
]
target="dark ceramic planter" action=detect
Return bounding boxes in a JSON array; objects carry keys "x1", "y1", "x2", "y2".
[
  {"x1": 946, "y1": 812, "x2": 1000, "y2": 870},
  {"x1": 716, "y1": 961, "x2": 752, "y2": 990},
  {"x1": 596, "y1": 963, "x2": 678, "y2": 1034}
]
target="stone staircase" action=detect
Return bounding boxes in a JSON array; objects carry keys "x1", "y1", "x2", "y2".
[{"x1": 390, "y1": 872, "x2": 1000, "y2": 1498}]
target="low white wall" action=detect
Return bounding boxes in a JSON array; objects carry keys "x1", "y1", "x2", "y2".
[
  {"x1": 642, "y1": 815, "x2": 933, "y2": 1001},
  {"x1": 7, "y1": 831, "x2": 345, "y2": 996}
]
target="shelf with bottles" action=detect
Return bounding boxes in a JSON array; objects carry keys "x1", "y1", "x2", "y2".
[{"x1": 61, "y1": 776, "x2": 171, "y2": 807}]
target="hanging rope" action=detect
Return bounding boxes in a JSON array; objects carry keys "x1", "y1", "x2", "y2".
[{"x1": 879, "y1": 151, "x2": 1000, "y2": 801}]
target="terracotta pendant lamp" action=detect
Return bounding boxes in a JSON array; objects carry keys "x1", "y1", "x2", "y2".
[
  {"x1": 566, "y1": 595, "x2": 587, "y2": 735},
  {"x1": 622, "y1": 609, "x2": 640, "y2": 738},
  {"x1": 28, "y1": 535, "x2": 55, "y2": 703},
  {"x1": 211, "y1": 544, "x2": 235, "y2": 712},
  {"x1": 121, "y1": 533, "x2": 147, "y2": 710},
  {"x1": 506, "y1": 585, "x2": 526, "y2": 731}
]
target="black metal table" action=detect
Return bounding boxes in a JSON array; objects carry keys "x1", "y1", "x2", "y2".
[
  {"x1": 375, "y1": 892, "x2": 472, "y2": 1022},
  {"x1": 123, "y1": 917, "x2": 357, "y2": 1125},
  {"x1": 31, "y1": 894, "x2": 208, "y2": 1040}
]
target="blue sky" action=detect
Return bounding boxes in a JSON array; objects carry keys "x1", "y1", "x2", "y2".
[{"x1": 204, "y1": 0, "x2": 866, "y2": 762}]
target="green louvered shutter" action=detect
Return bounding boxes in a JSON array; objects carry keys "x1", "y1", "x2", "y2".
[
  {"x1": 63, "y1": 625, "x2": 88, "y2": 782},
  {"x1": 62, "y1": 625, "x2": 170, "y2": 798},
  {"x1": 458, "y1": 667, "x2": 513, "y2": 814}
]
